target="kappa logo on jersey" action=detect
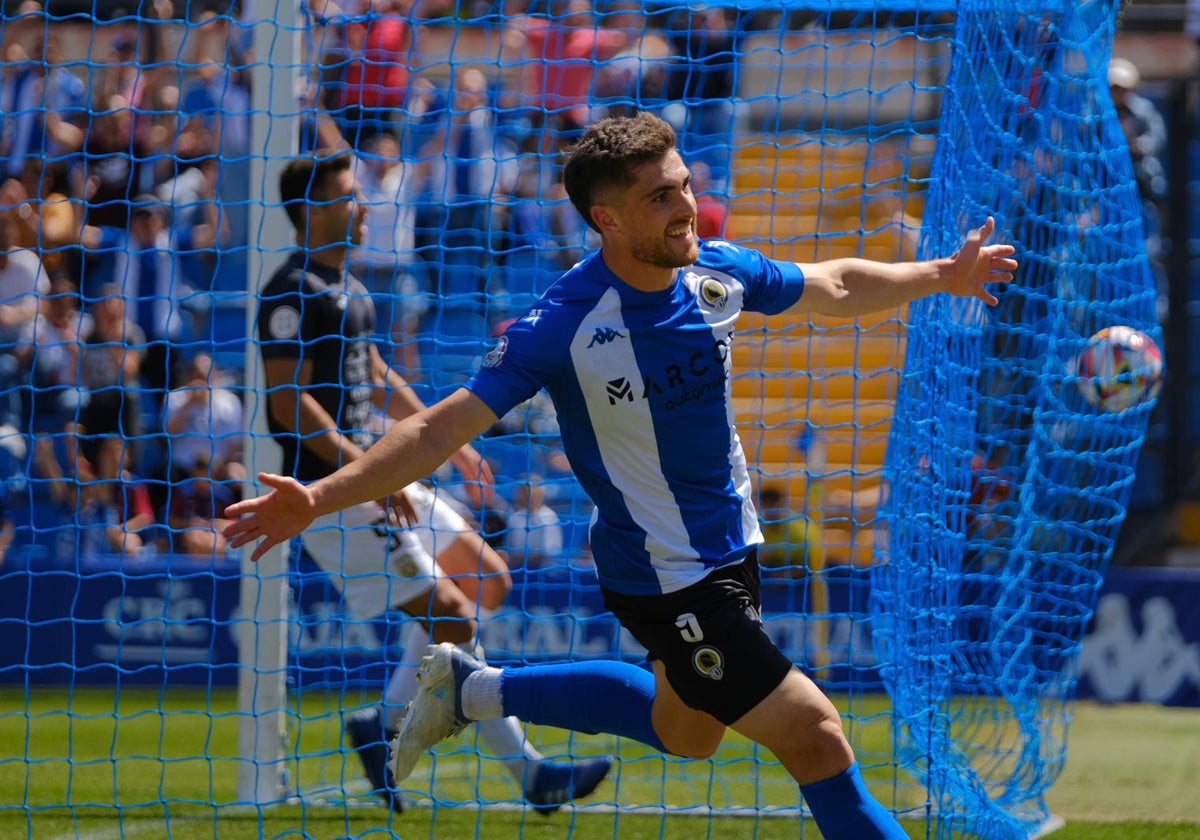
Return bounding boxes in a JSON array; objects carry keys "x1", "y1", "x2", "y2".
[
  {"x1": 692, "y1": 646, "x2": 725, "y2": 681},
  {"x1": 606, "y1": 377, "x2": 634, "y2": 404},
  {"x1": 699, "y1": 277, "x2": 728, "y2": 311},
  {"x1": 523, "y1": 309, "x2": 545, "y2": 326},
  {"x1": 483, "y1": 335, "x2": 508, "y2": 368},
  {"x1": 267, "y1": 306, "x2": 300, "y2": 339},
  {"x1": 587, "y1": 327, "x2": 627, "y2": 348}
]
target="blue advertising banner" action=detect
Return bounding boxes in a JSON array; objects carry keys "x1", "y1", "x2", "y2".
[
  {"x1": 1074, "y1": 567, "x2": 1200, "y2": 707},
  {"x1": 1, "y1": 551, "x2": 1197, "y2": 707}
]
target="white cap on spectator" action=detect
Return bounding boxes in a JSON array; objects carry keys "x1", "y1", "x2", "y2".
[{"x1": 1108, "y1": 58, "x2": 1140, "y2": 90}]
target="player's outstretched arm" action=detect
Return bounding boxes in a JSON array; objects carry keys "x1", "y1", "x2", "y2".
[
  {"x1": 790, "y1": 216, "x2": 1018, "y2": 318},
  {"x1": 224, "y1": 389, "x2": 499, "y2": 562}
]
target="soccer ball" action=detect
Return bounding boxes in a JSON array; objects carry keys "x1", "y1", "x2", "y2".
[{"x1": 1072, "y1": 326, "x2": 1164, "y2": 412}]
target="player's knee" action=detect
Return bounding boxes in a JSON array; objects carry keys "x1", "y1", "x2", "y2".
[{"x1": 778, "y1": 711, "x2": 854, "y2": 775}]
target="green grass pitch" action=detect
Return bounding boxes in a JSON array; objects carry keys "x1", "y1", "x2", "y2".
[{"x1": 0, "y1": 687, "x2": 1196, "y2": 839}]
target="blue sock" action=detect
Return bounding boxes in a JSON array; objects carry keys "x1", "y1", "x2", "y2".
[
  {"x1": 799, "y1": 762, "x2": 908, "y2": 840},
  {"x1": 501, "y1": 660, "x2": 667, "y2": 752}
]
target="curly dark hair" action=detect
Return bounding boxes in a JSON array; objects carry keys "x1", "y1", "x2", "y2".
[{"x1": 562, "y1": 112, "x2": 678, "y2": 233}]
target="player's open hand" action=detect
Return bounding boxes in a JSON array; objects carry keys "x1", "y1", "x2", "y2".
[
  {"x1": 381, "y1": 487, "x2": 418, "y2": 527},
  {"x1": 449, "y1": 445, "x2": 496, "y2": 509},
  {"x1": 947, "y1": 216, "x2": 1018, "y2": 306},
  {"x1": 222, "y1": 473, "x2": 317, "y2": 563}
]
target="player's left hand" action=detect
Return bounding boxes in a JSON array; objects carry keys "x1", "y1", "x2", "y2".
[
  {"x1": 223, "y1": 473, "x2": 316, "y2": 563},
  {"x1": 947, "y1": 216, "x2": 1018, "y2": 306},
  {"x1": 449, "y1": 445, "x2": 495, "y2": 509},
  {"x1": 380, "y1": 487, "x2": 418, "y2": 527}
]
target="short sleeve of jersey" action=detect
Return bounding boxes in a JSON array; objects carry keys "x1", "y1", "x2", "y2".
[
  {"x1": 698, "y1": 239, "x2": 805, "y2": 315},
  {"x1": 466, "y1": 310, "x2": 563, "y2": 420},
  {"x1": 258, "y1": 269, "x2": 311, "y2": 362}
]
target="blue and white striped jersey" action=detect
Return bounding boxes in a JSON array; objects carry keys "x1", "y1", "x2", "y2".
[{"x1": 467, "y1": 240, "x2": 807, "y2": 595}]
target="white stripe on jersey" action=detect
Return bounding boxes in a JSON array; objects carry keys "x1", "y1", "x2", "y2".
[
  {"x1": 569, "y1": 286, "x2": 702, "y2": 590},
  {"x1": 680, "y1": 270, "x2": 765, "y2": 554}
]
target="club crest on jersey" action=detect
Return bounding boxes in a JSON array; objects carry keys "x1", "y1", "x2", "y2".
[
  {"x1": 483, "y1": 335, "x2": 508, "y2": 368},
  {"x1": 700, "y1": 277, "x2": 728, "y2": 311},
  {"x1": 692, "y1": 646, "x2": 725, "y2": 681},
  {"x1": 267, "y1": 306, "x2": 300, "y2": 339}
]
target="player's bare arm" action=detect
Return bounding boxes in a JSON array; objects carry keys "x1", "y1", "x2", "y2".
[
  {"x1": 264, "y1": 356, "x2": 367, "y2": 467},
  {"x1": 790, "y1": 216, "x2": 1017, "y2": 318},
  {"x1": 370, "y1": 346, "x2": 496, "y2": 503},
  {"x1": 224, "y1": 388, "x2": 499, "y2": 562}
]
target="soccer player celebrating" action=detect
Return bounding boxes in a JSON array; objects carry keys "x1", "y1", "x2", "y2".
[
  {"x1": 255, "y1": 153, "x2": 611, "y2": 814},
  {"x1": 229, "y1": 114, "x2": 1015, "y2": 838}
]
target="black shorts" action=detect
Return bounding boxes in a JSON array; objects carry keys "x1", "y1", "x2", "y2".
[{"x1": 601, "y1": 552, "x2": 796, "y2": 726}]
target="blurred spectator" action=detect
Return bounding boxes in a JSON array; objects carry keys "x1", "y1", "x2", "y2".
[
  {"x1": 505, "y1": 475, "x2": 563, "y2": 568},
  {"x1": 334, "y1": 0, "x2": 417, "y2": 149},
  {"x1": 182, "y1": 13, "x2": 252, "y2": 163},
  {"x1": 0, "y1": 219, "x2": 44, "y2": 431},
  {"x1": 31, "y1": 431, "x2": 81, "y2": 518},
  {"x1": 593, "y1": 1, "x2": 673, "y2": 120},
  {"x1": 513, "y1": 0, "x2": 629, "y2": 136},
  {"x1": 78, "y1": 436, "x2": 157, "y2": 558},
  {"x1": 77, "y1": 94, "x2": 156, "y2": 229},
  {"x1": 418, "y1": 67, "x2": 517, "y2": 299},
  {"x1": 351, "y1": 132, "x2": 426, "y2": 371},
  {"x1": 181, "y1": 11, "x2": 252, "y2": 282},
  {"x1": 79, "y1": 285, "x2": 145, "y2": 460},
  {"x1": 663, "y1": 6, "x2": 737, "y2": 192},
  {"x1": 77, "y1": 188, "x2": 198, "y2": 398},
  {"x1": 163, "y1": 353, "x2": 245, "y2": 487},
  {"x1": 1108, "y1": 57, "x2": 1167, "y2": 295},
  {"x1": 1, "y1": 3, "x2": 87, "y2": 179},
  {"x1": 1, "y1": 160, "x2": 76, "y2": 274},
  {"x1": 0, "y1": 218, "x2": 48, "y2": 344},
  {"x1": 167, "y1": 453, "x2": 236, "y2": 557},
  {"x1": 1108, "y1": 58, "x2": 1166, "y2": 209},
  {"x1": 155, "y1": 151, "x2": 230, "y2": 294},
  {"x1": 94, "y1": 34, "x2": 144, "y2": 116},
  {"x1": 86, "y1": 11, "x2": 181, "y2": 184},
  {"x1": 17, "y1": 273, "x2": 89, "y2": 436},
  {"x1": 500, "y1": 130, "x2": 584, "y2": 312}
]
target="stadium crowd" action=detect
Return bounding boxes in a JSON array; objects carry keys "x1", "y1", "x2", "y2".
[
  {"x1": 0, "y1": 0, "x2": 1171, "y2": 569},
  {"x1": 0, "y1": 0, "x2": 747, "y2": 566}
]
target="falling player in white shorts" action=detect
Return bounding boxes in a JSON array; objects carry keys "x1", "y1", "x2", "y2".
[{"x1": 254, "y1": 153, "x2": 611, "y2": 814}]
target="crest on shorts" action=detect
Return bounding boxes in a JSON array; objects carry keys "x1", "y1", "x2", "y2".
[{"x1": 692, "y1": 646, "x2": 725, "y2": 681}]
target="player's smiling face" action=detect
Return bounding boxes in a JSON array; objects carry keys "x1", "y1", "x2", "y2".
[{"x1": 609, "y1": 150, "x2": 700, "y2": 270}]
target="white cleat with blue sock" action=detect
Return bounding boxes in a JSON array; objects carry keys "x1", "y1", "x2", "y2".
[
  {"x1": 388, "y1": 643, "x2": 615, "y2": 813},
  {"x1": 389, "y1": 643, "x2": 477, "y2": 783}
]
